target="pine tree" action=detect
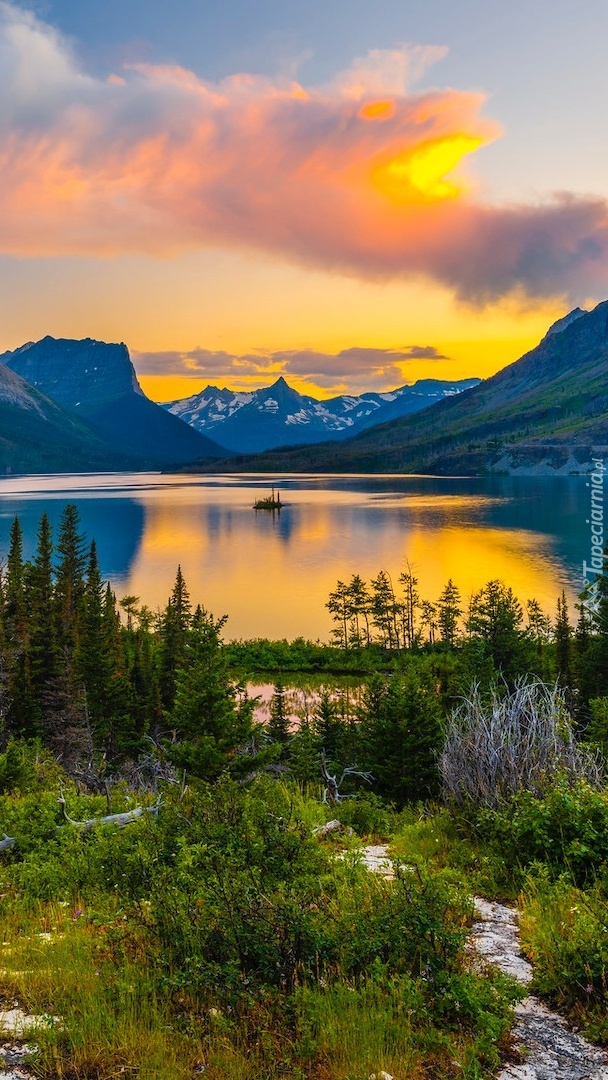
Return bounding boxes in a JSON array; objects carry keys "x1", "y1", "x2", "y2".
[
  {"x1": 54, "y1": 504, "x2": 86, "y2": 656},
  {"x1": 312, "y1": 690, "x2": 344, "y2": 768},
  {"x1": 4, "y1": 517, "x2": 26, "y2": 639},
  {"x1": 554, "y1": 591, "x2": 572, "y2": 686},
  {"x1": 267, "y1": 681, "x2": 290, "y2": 756},
  {"x1": 370, "y1": 571, "x2": 399, "y2": 649},
  {"x1": 398, "y1": 564, "x2": 420, "y2": 648},
  {"x1": 437, "y1": 579, "x2": 462, "y2": 646},
  {"x1": 289, "y1": 718, "x2": 321, "y2": 785},
  {"x1": 158, "y1": 566, "x2": 193, "y2": 709},
  {"x1": 25, "y1": 513, "x2": 59, "y2": 731},
  {"x1": 78, "y1": 540, "x2": 106, "y2": 730},
  {"x1": 359, "y1": 671, "x2": 442, "y2": 805},
  {"x1": 466, "y1": 579, "x2": 533, "y2": 682},
  {"x1": 168, "y1": 608, "x2": 263, "y2": 781}
]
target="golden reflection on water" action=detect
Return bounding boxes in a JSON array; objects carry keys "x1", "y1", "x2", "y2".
[
  {"x1": 0, "y1": 474, "x2": 583, "y2": 641},
  {"x1": 122, "y1": 482, "x2": 576, "y2": 640}
]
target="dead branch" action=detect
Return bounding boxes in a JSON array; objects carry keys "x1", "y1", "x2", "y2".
[
  {"x1": 58, "y1": 782, "x2": 160, "y2": 831},
  {"x1": 440, "y1": 678, "x2": 603, "y2": 808},
  {"x1": 312, "y1": 819, "x2": 353, "y2": 838},
  {"x1": 320, "y1": 750, "x2": 373, "y2": 803}
]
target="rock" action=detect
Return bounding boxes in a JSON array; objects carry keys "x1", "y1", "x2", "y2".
[
  {"x1": 361, "y1": 844, "x2": 395, "y2": 879},
  {"x1": 470, "y1": 898, "x2": 608, "y2": 1079},
  {"x1": 0, "y1": 1009, "x2": 60, "y2": 1037},
  {"x1": 470, "y1": 897, "x2": 533, "y2": 984}
]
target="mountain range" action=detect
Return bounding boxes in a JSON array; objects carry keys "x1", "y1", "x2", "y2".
[
  {"x1": 0, "y1": 337, "x2": 228, "y2": 472},
  {"x1": 2, "y1": 303, "x2": 607, "y2": 476},
  {"x1": 178, "y1": 302, "x2": 608, "y2": 476},
  {"x1": 162, "y1": 375, "x2": 480, "y2": 454}
]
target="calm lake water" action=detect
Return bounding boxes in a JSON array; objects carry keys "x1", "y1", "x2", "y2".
[{"x1": 0, "y1": 472, "x2": 591, "y2": 640}]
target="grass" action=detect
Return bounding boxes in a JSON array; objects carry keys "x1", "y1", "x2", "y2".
[
  {"x1": 0, "y1": 903, "x2": 204, "y2": 1078},
  {"x1": 0, "y1": 777, "x2": 522, "y2": 1079}
]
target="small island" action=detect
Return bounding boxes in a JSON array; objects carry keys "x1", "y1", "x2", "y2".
[{"x1": 253, "y1": 486, "x2": 284, "y2": 510}]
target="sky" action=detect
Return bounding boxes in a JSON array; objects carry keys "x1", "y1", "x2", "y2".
[{"x1": 1, "y1": 0, "x2": 608, "y2": 400}]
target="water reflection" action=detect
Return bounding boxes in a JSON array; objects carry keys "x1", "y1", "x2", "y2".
[{"x1": 0, "y1": 472, "x2": 590, "y2": 640}]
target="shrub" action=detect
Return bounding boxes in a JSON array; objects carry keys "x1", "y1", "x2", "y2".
[
  {"x1": 475, "y1": 780, "x2": 608, "y2": 885},
  {"x1": 440, "y1": 679, "x2": 601, "y2": 808},
  {"x1": 519, "y1": 871, "x2": 608, "y2": 1041}
]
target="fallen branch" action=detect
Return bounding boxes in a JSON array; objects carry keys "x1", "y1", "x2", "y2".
[
  {"x1": 58, "y1": 784, "x2": 160, "y2": 831},
  {"x1": 313, "y1": 819, "x2": 353, "y2": 839}
]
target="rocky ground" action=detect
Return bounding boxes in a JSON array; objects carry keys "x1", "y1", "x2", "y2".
[{"x1": 362, "y1": 847, "x2": 608, "y2": 1080}]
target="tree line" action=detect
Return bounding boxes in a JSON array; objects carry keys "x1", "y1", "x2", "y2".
[
  {"x1": 0, "y1": 506, "x2": 607, "y2": 807},
  {"x1": 326, "y1": 567, "x2": 608, "y2": 705}
]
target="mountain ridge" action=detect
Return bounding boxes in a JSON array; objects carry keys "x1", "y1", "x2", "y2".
[
  {"x1": 2, "y1": 336, "x2": 230, "y2": 468},
  {"x1": 0, "y1": 361, "x2": 142, "y2": 474},
  {"x1": 176, "y1": 303, "x2": 608, "y2": 476},
  {"x1": 162, "y1": 374, "x2": 480, "y2": 454}
]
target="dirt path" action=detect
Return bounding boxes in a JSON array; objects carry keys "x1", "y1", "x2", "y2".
[{"x1": 362, "y1": 847, "x2": 608, "y2": 1080}]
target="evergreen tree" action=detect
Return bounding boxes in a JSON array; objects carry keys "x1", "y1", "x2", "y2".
[
  {"x1": 466, "y1": 579, "x2": 534, "y2": 682},
  {"x1": 370, "y1": 570, "x2": 399, "y2": 649},
  {"x1": 54, "y1": 504, "x2": 86, "y2": 656},
  {"x1": 554, "y1": 591, "x2": 572, "y2": 686},
  {"x1": 437, "y1": 579, "x2": 462, "y2": 647},
  {"x1": 359, "y1": 671, "x2": 442, "y2": 805},
  {"x1": 347, "y1": 574, "x2": 372, "y2": 646},
  {"x1": 25, "y1": 513, "x2": 59, "y2": 731},
  {"x1": 168, "y1": 608, "x2": 263, "y2": 781},
  {"x1": 289, "y1": 718, "x2": 321, "y2": 785},
  {"x1": 159, "y1": 566, "x2": 193, "y2": 709},
  {"x1": 99, "y1": 584, "x2": 135, "y2": 758},
  {"x1": 267, "y1": 681, "x2": 290, "y2": 756},
  {"x1": 78, "y1": 540, "x2": 106, "y2": 729},
  {"x1": 311, "y1": 690, "x2": 345, "y2": 768},
  {"x1": 4, "y1": 517, "x2": 26, "y2": 639},
  {"x1": 326, "y1": 580, "x2": 350, "y2": 648},
  {"x1": 398, "y1": 564, "x2": 420, "y2": 648},
  {"x1": 419, "y1": 599, "x2": 437, "y2": 645}
]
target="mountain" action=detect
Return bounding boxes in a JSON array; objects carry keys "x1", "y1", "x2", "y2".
[
  {"x1": 162, "y1": 375, "x2": 480, "y2": 454},
  {"x1": 0, "y1": 361, "x2": 139, "y2": 474},
  {"x1": 180, "y1": 302, "x2": 608, "y2": 475},
  {"x1": 2, "y1": 337, "x2": 230, "y2": 468}
]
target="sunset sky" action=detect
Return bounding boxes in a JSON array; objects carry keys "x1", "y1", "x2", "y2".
[{"x1": 1, "y1": 0, "x2": 608, "y2": 400}]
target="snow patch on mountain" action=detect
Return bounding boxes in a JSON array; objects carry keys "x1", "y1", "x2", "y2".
[{"x1": 162, "y1": 376, "x2": 480, "y2": 455}]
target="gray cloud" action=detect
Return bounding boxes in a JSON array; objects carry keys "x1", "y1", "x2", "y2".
[{"x1": 133, "y1": 343, "x2": 453, "y2": 393}]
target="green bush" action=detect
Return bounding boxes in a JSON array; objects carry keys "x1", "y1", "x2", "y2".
[{"x1": 475, "y1": 779, "x2": 608, "y2": 885}]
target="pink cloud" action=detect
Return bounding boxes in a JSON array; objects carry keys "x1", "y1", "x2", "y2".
[{"x1": 1, "y1": 2, "x2": 608, "y2": 303}]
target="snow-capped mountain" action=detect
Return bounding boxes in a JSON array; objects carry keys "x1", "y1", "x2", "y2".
[{"x1": 163, "y1": 375, "x2": 480, "y2": 454}]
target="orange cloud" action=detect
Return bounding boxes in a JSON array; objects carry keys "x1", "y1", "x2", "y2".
[{"x1": 1, "y1": 2, "x2": 608, "y2": 304}]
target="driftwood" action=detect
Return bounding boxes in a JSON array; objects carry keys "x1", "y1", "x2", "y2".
[
  {"x1": 58, "y1": 784, "x2": 160, "y2": 831},
  {"x1": 313, "y1": 819, "x2": 353, "y2": 838},
  {"x1": 320, "y1": 750, "x2": 373, "y2": 804}
]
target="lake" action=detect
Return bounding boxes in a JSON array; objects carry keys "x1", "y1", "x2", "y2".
[{"x1": 0, "y1": 472, "x2": 591, "y2": 640}]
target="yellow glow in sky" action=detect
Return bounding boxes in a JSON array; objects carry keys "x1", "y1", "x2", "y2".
[{"x1": 374, "y1": 134, "x2": 483, "y2": 203}]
